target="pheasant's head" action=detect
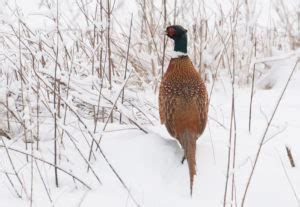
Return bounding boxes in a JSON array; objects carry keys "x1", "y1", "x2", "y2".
[
  {"x1": 166, "y1": 25, "x2": 188, "y2": 54},
  {"x1": 166, "y1": 25, "x2": 187, "y2": 39}
]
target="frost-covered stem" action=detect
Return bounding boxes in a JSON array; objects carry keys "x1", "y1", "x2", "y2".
[
  {"x1": 276, "y1": 0, "x2": 292, "y2": 49},
  {"x1": 248, "y1": 38, "x2": 257, "y2": 132},
  {"x1": 137, "y1": 0, "x2": 162, "y2": 63},
  {"x1": 6, "y1": 76, "x2": 10, "y2": 131},
  {"x1": 89, "y1": 74, "x2": 105, "y2": 166},
  {"x1": 0, "y1": 102, "x2": 25, "y2": 129},
  {"x1": 106, "y1": 0, "x2": 114, "y2": 123},
  {"x1": 91, "y1": 2, "x2": 99, "y2": 129},
  {"x1": 63, "y1": 129, "x2": 102, "y2": 185},
  {"x1": 62, "y1": 61, "x2": 72, "y2": 132},
  {"x1": 120, "y1": 14, "x2": 133, "y2": 123},
  {"x1": 245, "y1": 0, "x2": 250, "y2": 28},
  {"x1": 230, "y1": 25, "x2": 237, "y2": 207},
  {"x1": 95, "y1": 60, "x2": 105, "y2": 127},
  {"x1": 57, "y1": 70, "x2": 62, "y2": 159},
  {"x1": 224, "y1": 114, "x2": 233, "y2": 207},
  {"x1": 127, "y1": 101, "x2": 155, "y2": 125},
  {"x1": 89, "y1": 53, "x2": 106, "y2": 167},
  {"x1": 30, "y1": 53, "x2": 40, "y2": 149},
  {"x1": 107, "y1": 0, "x2": 113, "y2": 90},
  {"x1": 223, "y1": 14, "x2": 238, "y2": 207},
  {"x1": 18, "y1": 19, "x2": 28, "y2": 161},
  {"x1": 36, "y1": 76, "x2": 40, "y2": 150},
  {"x1": 277, "y1": 151, "x2": 300, "y2": 206},
  {"x1": 173, "y1": 0, "x2": 177, "y2": 24},
  {"x1": 4, "y1": 172, "x2": 21, "y2": 198},
  {"x1": 1, "y1": 138, "x2": 28, "y2": 198},
  {"x1": 98, "y1": 0, "x2": 104, "y2": 78},
  {"x1": 93, "y1": 0, "x2": 105, "y2": 131},
  {"x1": 77, "y1": 0, "x2": 91, "y2": 26},
  {"x1": 204, "y1": 19, "x2": 208, "y2": 41},
  {"x1": 138, "y1": 0, "x2": 146, "y2": 52},
  {"x1": 94, "y1": 70, "x2": 134, "y2": 151},
  {"x1": 30, "y1": 137, "x2": 34, "y2": 207},
  {"x1": 1, "y1": 146, "x2": 92, "y2": 190},
  {"x1": 57, "y1": 79, "x2": 61, "y2": 119},
  {"x1": 216, "y1": 24, "x2": 233, "y2": 79},
  {"x1": 35, "y1": 160, "x2": 53, "y2": 203},
  {"x1": 212, "y1": 40, "x2": 232, "y2": 186},
  {"x1": 298, "y1": 5, "x2": 300, "y2": 44},
  {"x1": 241, "y1": 59, "x2": 300, "y2": 207},
  {"x1": 161, "y1": 0, "x2": 167, "y2": 76},
  {"x1": 53, "y1": 0, "x2": 59, "y2": 187},
  {"x1": 199, "y1": 21, "x2": 203, "y2": 74},
  {"x1": 223, "y1": 57, "x2": 237, "y2": 207},
  {"x1": 208, "y1": 31, "x2": 231, "y2": 103},
  {"x1": 193, "y1": 24, "x2": 197, "y2": 67}
]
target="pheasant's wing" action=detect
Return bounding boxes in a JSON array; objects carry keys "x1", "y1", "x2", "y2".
[
  {"x1": 195, "y1": 82, "x2": 209, "y2": 136},
  {"x1": 164, "y1": 96, "x2": 178, "y2": 138},
  {"x1": 159, "y1": 84, "x2": 178, "y2": 137},
  {"x1": 159, "y1": 85, "x2": 166, "y2": 124}
]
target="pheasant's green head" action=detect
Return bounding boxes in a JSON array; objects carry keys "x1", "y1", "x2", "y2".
[{"x1": 166, "y1": 25, "x2": 188, "y2": 54}]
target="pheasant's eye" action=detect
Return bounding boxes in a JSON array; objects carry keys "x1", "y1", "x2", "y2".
[{"x1": 166, "y1": 27, "x2": 176, "y2": 37}]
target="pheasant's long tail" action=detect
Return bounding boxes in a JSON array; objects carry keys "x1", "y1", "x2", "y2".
[{"x1": 182, "y1": 130, "x2": 197, "y2": 196}]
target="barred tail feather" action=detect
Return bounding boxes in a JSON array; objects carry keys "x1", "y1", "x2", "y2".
[{"x1": 182, "y1": 130, "x2": 197, "y2": 196}]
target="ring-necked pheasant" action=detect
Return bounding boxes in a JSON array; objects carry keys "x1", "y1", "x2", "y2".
[{"x1": 159, "y1": 25, "x2": 208, "y2": 195}]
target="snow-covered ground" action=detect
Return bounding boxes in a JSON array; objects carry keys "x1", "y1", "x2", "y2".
[
  {"x1": 1, "y1": 0, "x2": 300, "y2": 207},
  {"x1": 1, "y1": 60, "x2": 300, "y2": 206}
]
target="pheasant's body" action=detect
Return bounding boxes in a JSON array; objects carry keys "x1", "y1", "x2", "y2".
[{"x1": 159, "y1": 56, "x2": 208, "y2": 195}]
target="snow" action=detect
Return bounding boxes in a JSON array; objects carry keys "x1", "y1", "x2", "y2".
[
  {"x1": 1, "y1": 68, "x2": 300, "y2": 206},
  {"x1": 1, "y1": 0, "x2": 300, "y2": 207}
]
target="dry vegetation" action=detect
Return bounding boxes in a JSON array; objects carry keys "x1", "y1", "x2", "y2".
[{"x1": 0, "y1": 0, "x2": 299, "y2": 206}]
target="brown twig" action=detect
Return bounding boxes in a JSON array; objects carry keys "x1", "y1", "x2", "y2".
[
  {"x1": 277, "y1": 150, "x2": 300, "y2": 206},
  {"x1": 285, "y1": 146, "x2": 296, "y2": 168}
]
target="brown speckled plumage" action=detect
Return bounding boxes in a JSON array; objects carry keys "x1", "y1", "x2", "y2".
[{"x1": 159, "y1": 56, "x2": 208, "y2": 195}]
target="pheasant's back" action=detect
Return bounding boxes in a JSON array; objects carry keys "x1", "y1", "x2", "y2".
[{"x1": 159, "y1": 56, "x2": 208, "y2": 140}]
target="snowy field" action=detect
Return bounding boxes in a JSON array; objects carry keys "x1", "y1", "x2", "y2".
[
  {"x1": 2, "y1": 63, "x2": 300, "y2": 207},
  {"x1": 1, "y1": 0, "x2": 300, "y2": 207}
]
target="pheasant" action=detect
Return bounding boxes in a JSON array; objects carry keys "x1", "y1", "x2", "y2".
[{"x1": 159, "y1": 25, "x2": 208, "y2": 195}]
